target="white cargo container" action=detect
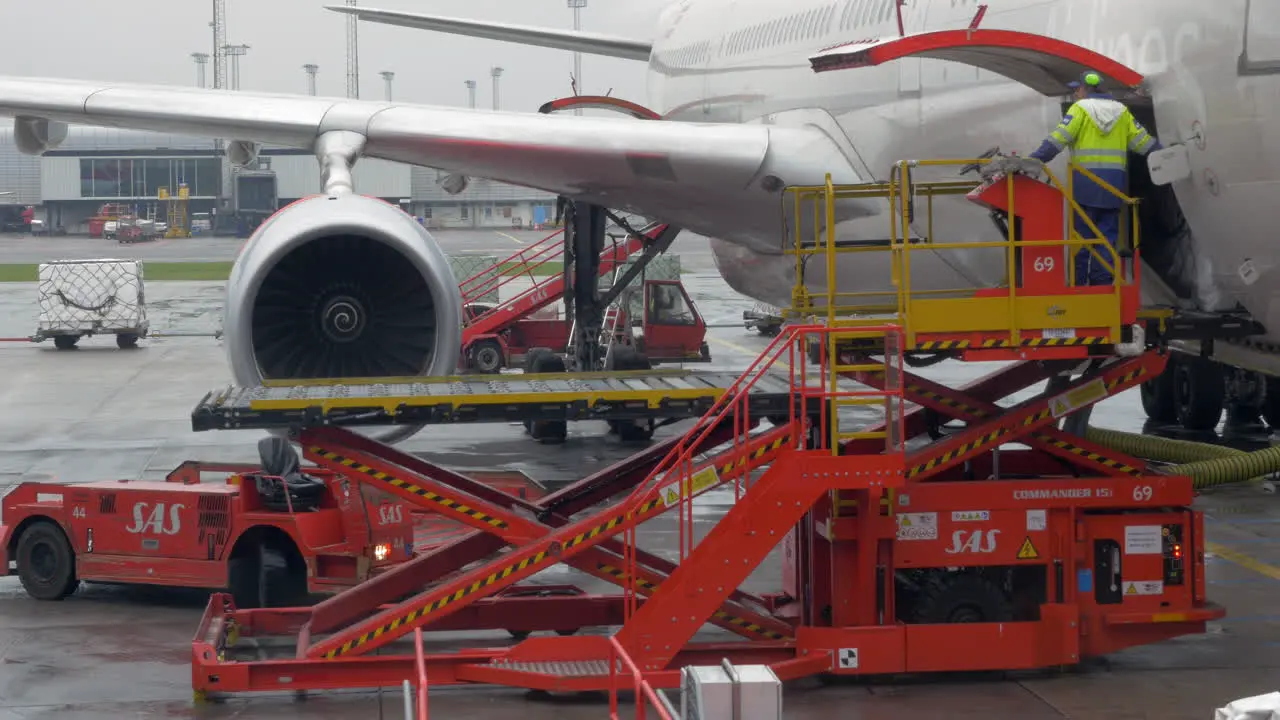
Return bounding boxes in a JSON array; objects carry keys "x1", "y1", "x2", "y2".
[{"x1": 35, "y1": 259, "x2": 149, "y2": 350}]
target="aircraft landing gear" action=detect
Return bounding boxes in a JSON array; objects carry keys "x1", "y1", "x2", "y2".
[{"x1": 1140, "y1": 354, "x2": 1280, "y2": 433}]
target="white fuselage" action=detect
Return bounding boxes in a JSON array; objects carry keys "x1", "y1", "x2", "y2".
[{"x1": 643, "y1": 0, "x2": 1280, "y2": 342}]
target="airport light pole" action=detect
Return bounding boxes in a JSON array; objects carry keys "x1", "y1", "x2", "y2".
[
  {"x1": 222, "y1": 44, "x2": 250, "y2": 91},
  {"x1": 380, "y1": 71, "x2": 395, "y2": 101},
  {"x1": 464, "y1": 80, "x2": 477, "y2": 109},
  {"x1": 567, "y1": 0, "x2": 586, "y2": 114},
  {"x1": 490, "y1": 66, "x2": 503, "y2": 111},
  {"x1": 303, "y1": 64, "x2": 319, "y2": 96},
  {"x1": 191, "y1": 52, "x2": 210, "y2": 88}
]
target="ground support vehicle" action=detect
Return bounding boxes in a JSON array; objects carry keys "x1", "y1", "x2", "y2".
[
  {"x1": 183, "y1": 156, "x2": 1222, "y2": 704},
  {"x1": 32, "y1": 259, "x2": 150, "y2": 350},
  {"x1": 1, "y1": 438, "x2": 417, "y2": 608},
  {"x1": 467, "y1": 278, "x2": 711, "y2": 375},
  {"x1": 456, "y1": 219, "x2": 694, "y2": 374}
]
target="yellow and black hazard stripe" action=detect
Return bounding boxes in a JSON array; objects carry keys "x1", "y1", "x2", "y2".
[
  {"x1": 917, "y1": 336, "x2": 1107, "y2": 351},
  {"x1": 903, "y1": 365, "x2": 1150, "y2": 479},
  {"x1": 714, "y1": 433, "x2": 789, "y2": 475},
  {"x1": 595, "y1": 564, "x2": 791, "y2": 641},
  {"x1": 322, "y1": 497, "x2": 666, "y2": 658},
  {"x1": 310, "y1": 446, "x2": 508, "y2": 529},
  {"x1": 1034, "y1": 435, "x2": 1139, "y2": 474},
  {"x1": 319, "y1": 431, "x2": 803, "y2": 658},
  {"x1": 906, "y1": 407, "x2": 1055, "y2": 478}
]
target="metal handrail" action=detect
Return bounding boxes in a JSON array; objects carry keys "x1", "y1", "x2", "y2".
[
  {"x1": 784, "y1": 156, "x2": 1140, "y2": 343},
  {"x1": 608, "y1": 636, "x2": 675, "y2": 720}
]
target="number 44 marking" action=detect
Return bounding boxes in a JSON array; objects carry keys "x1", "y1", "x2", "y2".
[{"x1": 72, "y1": 506, "x2": 86, "y2": 519}]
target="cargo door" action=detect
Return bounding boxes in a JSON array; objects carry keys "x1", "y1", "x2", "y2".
[{"x1": 809, "y1": 28, "x2": 1146, "y2": 101}]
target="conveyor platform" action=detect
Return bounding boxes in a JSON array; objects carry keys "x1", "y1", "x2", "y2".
[{"x1": 191, "y1": 369, "x2": 808, "y2": 432}]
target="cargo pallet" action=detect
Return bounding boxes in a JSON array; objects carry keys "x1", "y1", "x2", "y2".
[{"x1": 188, "y1": 156, "x2": 1224, "y2": 703}]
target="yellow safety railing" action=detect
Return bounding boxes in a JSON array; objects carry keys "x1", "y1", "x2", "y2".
[{"x1": 784, "y1": 157, "x2": 1140, "y2": 347}]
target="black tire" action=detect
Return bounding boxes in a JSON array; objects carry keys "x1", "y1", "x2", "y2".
[
  {"x1": 757, "y1": 323, "x2": 782, "y2": 337},
  {"x1": 607, "y1": 348, "x2": 655, "y2": 442},
  {"x1": 1264, "y1": 377, "x2": 1280, "y2": 429},
  {"x1": 523, "y1": 348, "x2": 554, "y2": 434},
  {"x1": 53, "y1": 335, "x2": 78, "y2": 351},
  {"x1": 468, "y1": 339, "x2": 504, "y2": 374},
  {"x1": 1173, "y1": 357, "x2": 1225, "y2": 431},
  {"x1": 1139, "y1": 357, "x2": 1178, "y2": 423},
  {"x1": 116, "y1": 333, "x2": 140, "y2": 350},
  {"x1": 228, "y1": 542, "x2": 307, "y2": 609},
  {"x1": 911, "y1": 572, "x2": 1013, "y2": 625},
  {"x1": 259, "y1": 545, "x2": 307, "y2": 608},
  {"x1": 16, "y1": 521, "x2": 78, "y2": 601},
  {"x1": 528, "y1": 351, "x2": 568, "y2": 444}
]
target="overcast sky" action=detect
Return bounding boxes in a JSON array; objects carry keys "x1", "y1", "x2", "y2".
[{"x1": 1, "y1": 0, "x2": 664, "y2": 113}]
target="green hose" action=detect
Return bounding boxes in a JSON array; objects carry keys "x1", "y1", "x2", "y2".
[
  {"x1": 1083, "y1": 426, "x2": 1244, "y2": 464},
  {"x1": 1166, "y1": 444, "x2": 1280, "y2": 489},
  {"x1": 1083, "y1": 426, "x2": 1280, "y2": 490}
]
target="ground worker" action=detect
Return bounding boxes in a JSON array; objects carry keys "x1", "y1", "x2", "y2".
[{"x1": 1029, "y1": 70, "x2": 1162, "y2": 285}]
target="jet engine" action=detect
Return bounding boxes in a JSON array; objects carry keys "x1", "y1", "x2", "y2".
[{"x1": 223, "y1": 192, "x2": 463, "y2": 444}]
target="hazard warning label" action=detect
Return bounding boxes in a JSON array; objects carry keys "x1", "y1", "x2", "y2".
[
  {"x1": 1123, "y1": 580, "x2": 1163, "y2": 596},
  {"x1": 896, "y1": 512, "x2": 938, "y2": 541},
  {"x1": 1016, "y1": 537, "x2": 1039, "y2": 560}
]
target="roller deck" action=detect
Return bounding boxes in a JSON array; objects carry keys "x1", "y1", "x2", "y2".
[{"x1": 190, "y1": 370, "x2": 807, "y2": 431}]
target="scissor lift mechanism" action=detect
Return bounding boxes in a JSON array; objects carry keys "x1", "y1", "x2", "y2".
[{"x1": 189, "y1": 157, "x2": 1224, "y2": 707}]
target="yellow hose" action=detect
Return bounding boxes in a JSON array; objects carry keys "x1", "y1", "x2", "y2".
[{"x1": 1083, "y1": 426, "x2": 1280, "y2": 490}]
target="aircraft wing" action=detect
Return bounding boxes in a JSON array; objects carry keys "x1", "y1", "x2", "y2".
[
  {"x1": 326, "y1": 5, "x2": 652, "y2": 61},
  {"x1": 0, "y1": 77, "x2": 863, "y2": 249}
]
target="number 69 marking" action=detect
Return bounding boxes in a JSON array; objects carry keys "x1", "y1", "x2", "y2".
[
  {"x1": 1034, "y1": 257, "x2": 1056, "y2": 272},
  {"x1": 1132, "y1": 485, "x2": 1153, "y2": 502}
]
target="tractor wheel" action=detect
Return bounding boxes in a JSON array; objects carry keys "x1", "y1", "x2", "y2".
[{"x1": 16, "y1": 520, "x2": 79, "y2": 601}]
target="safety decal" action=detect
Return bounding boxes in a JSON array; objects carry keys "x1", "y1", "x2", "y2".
[{"x1": 1016, "y1": 537, "x2": 1040, "y2": 560}]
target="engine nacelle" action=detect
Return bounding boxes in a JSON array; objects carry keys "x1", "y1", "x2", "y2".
[{"x1": 224, "y1": 193, "x2": 463, "y2": 444}]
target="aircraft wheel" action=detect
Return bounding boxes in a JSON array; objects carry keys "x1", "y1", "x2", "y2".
[
  {"x1": 1173, "y1": 357, "x2": 1225, "y2": 431},
  {"x1": 16, "y1": 520, "x2": 79, "y2": 601},
  {"x1": 1264, "y1": 378, "x2": 1280, "y2": 429},
  {"x1": 1139, "y1": 357, "x2": 1178, "y2": 423}
]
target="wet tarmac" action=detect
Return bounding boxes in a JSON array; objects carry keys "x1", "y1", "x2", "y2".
[{"x1": 0, "y1": 245, "x2": 1279, "y2": 718}]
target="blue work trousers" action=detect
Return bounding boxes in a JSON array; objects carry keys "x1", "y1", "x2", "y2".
[{"x1": 1072, "y1": 205, "x2": 1121, "y2": 286}]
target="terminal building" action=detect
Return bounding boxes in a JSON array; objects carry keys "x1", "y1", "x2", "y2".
[{"x1": 0, "y1": 125, "x2": 557, "y2": 234}]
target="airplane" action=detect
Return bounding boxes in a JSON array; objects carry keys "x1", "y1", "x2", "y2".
[{"x1": 0, "y1": 0, "x2": 1270, "y2": 444}]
